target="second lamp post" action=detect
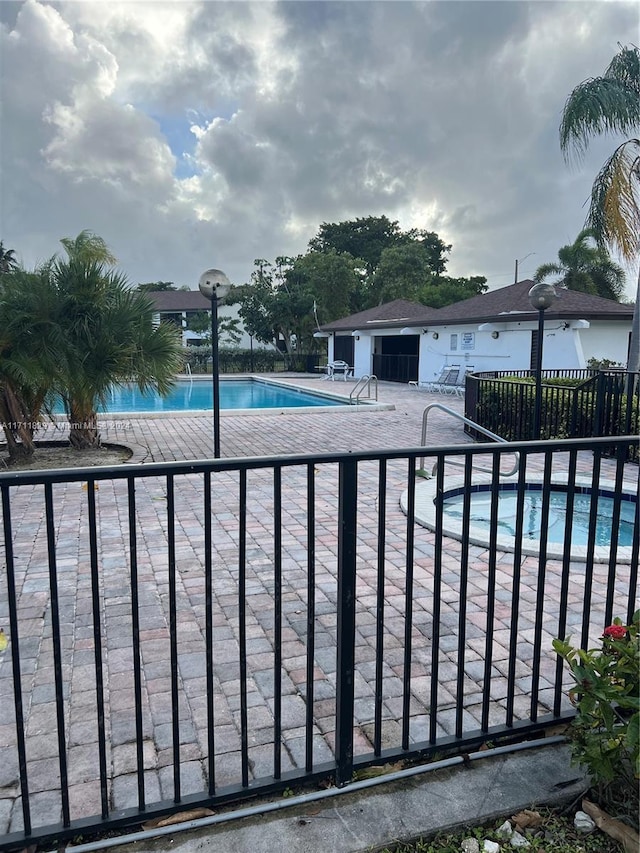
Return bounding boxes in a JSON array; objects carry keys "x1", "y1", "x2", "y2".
[
  {"x1": 528, "y1": 282, "x2": 558, "y2": 440},
  {"x1": 198, "y1": 268, "x2": 231, "y2": 458}
]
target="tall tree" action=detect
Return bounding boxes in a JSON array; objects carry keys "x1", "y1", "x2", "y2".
[
  {"x1": 308, "y1": 215, "x2": 402, "y2": 277},
  {"x1": 533, "y1": 228, "x2": 626, "y2": 300},
  {"x1": 0, "y1": 241, "x2": 19, "y2": 274},
  {"x1": 560, "y1": 44, "x2": 640, "y2": 371},
  {"x1": 137, "y1": 281, "x2": 177, "y2": 292},
  {"x1": 372, "y1": 243, "x2": 433, "y2": 304},
  {"x1": 419, "y1": 275, "x2": 488, "y2": 308},
  {"x1": 308, "y1": 215, "x2": 451, "y2": 283}
]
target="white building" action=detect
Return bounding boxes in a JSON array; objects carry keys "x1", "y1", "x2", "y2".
[{"x1": 320, "y1": 280, "x2": 635, "y2": 383}]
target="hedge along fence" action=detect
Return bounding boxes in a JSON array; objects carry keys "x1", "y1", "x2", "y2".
[
  {"x1": 473, "y1": 372, "x2": 639, "y2": 459},
  {"x1": 182, "y1": 346, "x2": 325, "y2": 375}
]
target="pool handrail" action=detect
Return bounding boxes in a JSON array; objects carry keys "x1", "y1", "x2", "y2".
[
  {"x1": 350, "y1": 374, "x2": 378, "y2": 403},
  {"x1": 418, "y1": 402, "x2": 520, "y2": 477}
]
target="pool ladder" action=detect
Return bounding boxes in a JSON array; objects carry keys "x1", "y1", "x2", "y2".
[
  {"x1": 418, "y1": 402, "x2": 520, "y2": 478},
  {"x1": 350, "y1": 374, "x2": 378, "y2": 404}
]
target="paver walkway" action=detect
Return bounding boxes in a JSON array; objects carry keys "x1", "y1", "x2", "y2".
[{"x1": 0, "y1": 376, "x2": 635, "y2": 840}]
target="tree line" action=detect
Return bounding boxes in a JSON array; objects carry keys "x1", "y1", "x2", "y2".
[{"x1": 235, "y1": 216, "x2": 489, "y2": 353}]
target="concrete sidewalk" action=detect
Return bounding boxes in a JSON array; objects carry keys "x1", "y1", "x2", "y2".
[{"x1": 83, "y1": 740, "x2": 586, "y2": 853}]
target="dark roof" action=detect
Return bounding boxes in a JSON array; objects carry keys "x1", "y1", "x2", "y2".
[
  {"x1": 148, "y1": 290, "x2": 211, "y2": 311},
  {"x1": 320, "y1": 299, "x2": 439, "y2": 331},
  {"x1": 320, "y1": 280, "x2": 634, "y2": 332}
]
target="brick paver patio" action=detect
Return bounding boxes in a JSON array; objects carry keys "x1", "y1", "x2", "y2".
[{"x1": 0, "y1": 376, "x2": 636, "y2": 837}]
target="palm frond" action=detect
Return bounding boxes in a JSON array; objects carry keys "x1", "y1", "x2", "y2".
[
  {"x1": 587, "y1": 139, "x2": 640, "y2": 260},
  {"x1": 605, "y1": 45, "x2": 640, "y2": 93},
  {"x1": 560, "y1": 78, "x2": 640, "y2": 161},
  {"x1": 533, "y1": 262, "x2": 563, "y2": 283}
]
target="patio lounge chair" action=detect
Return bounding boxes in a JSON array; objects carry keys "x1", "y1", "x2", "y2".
[{"x1": 424, "y1": 365, "x2": 461, "y2": 394}]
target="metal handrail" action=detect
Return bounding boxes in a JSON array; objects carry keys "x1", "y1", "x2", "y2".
[
  {"x1": 418, "y1": 401, "x2": 519, "y2": 477},
  {"x1": 350, "y1": 374, "x2": 378, "y2": 403}
]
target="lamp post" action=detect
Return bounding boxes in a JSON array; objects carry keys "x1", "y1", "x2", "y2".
[
  {"x1": 528, "y1": 282, "x2": 558, "y2": 440},
  {"x1": 198, "y1": 268, "x2": 231, "y2": 458}
]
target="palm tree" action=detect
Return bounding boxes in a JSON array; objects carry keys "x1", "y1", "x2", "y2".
[
  {"x1": 53, "y1": 256, "x2": 183, "y2": 449},
  {"x1": 0, "y1": 265, "x2": 67, "y2": 460},
  {"x1": 560, "y1": 44, "x2": 639, "y2": 372},
  {"x1": 60, "y1": 229, "x2": 117, "y2": 266},
  {"x1": 534, "y1": 228, "x2": 626, "y2": 300},
  {"x1": 0, "y1": 241, "x2": 19, "y2": 274}
]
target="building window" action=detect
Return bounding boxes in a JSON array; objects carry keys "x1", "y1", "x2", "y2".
[{"x1": 450, "y1": 334, "x2": 458, "y2": 351}]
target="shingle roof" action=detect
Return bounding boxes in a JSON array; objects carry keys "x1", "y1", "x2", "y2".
[
  {"x1": 320, "y1": 299, "x2": 439, "y2": 331},
  {"x1": 148, "y1": 291, "x2": 211, "y2": 311},
  {"x1": 320, "y1": 280, "x2": 634, "y2": 332}
]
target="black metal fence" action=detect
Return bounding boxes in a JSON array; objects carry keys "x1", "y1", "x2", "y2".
[
  {"x1": 465, "y1": 370, "x2": 639, "y2": 455},
  {"x1": 0, "y1": 437, "x2": 638, "y2": 850},
  {"x1": 372, "y1": 353, "x2": 419, "y2": 383},
  {"x1": 184, "y1": 348, "x2": 324, "y2": 375}
]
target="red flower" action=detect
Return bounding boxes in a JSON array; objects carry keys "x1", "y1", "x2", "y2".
[{"x1": 603, "y1": 624, "x2": 627, "y2": 640}]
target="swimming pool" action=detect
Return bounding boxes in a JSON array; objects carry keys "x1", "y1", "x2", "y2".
[
  {"x1": 53, "y1": 378, "x2": 351, "y2": 414},
  {"x1": 402, "y1": 475, "x2": 637, "y2": 563}
]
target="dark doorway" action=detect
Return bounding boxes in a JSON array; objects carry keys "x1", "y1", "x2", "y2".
[
  {"x1": 373, "y1": 335, "x2": 419, "y2": 382},
  {"x1": 333, "y1": 335, "x2": 354, "y2": 364}
]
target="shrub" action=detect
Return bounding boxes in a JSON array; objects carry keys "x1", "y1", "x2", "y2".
[{"x1": 553, "y1": 613, "x2": 639, "y2": 816}]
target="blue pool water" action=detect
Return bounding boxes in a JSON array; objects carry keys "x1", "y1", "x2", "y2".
[
  {"x1": 53, "y1": 380, "x2": 346, "y2": 413},
  {"x1": 441, "y1": 485, "x2": 636, "y2": 548}
]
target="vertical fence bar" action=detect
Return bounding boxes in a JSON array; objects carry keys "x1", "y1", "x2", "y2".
[
  {"x1": 604, "y1": 449, "x2": 626, "y2": 625},
  {"x1": 203, "y1": 470, "x2": 215, "y2": 794},
  {"x1": 553, "y1": 450, "x2": 577, "y2": 717},
  {"x1": 44, "y1": 482, "x2": 70, "y2": 826},
  {"x1": 127, "y1": 477, "x2": 146, "y2": 809},
  {"x1": 581, "y1": 451, "x2": 602, "y2": 649},
  {"x1": 305, "y1": 463, "x2": 316, "y2": 773},
  {"x1": 530, "y1": 452, "x2": 553, "y2": 722},
  {"x1": 455, "y1": 454, "x2": 472, "y2": 739},
  {"x1": 481, "y1": 452, "x2": 500, "y2": 732},
  {"x1": 2, "y1": 485, "x2": 31, "y2": 836},
  {"x1": 506, "y1": 453, "x2": 528, "y2": 727},
  {"x1": 429, "y1": 455, "x2": 445, "y2": 744},
  {"x1": 86, "y1": 478, "x2": 109, "y2": 819},
  {"x1": 335, "y1": 458, "x2": 357, "y2": 787},
  {"x1": 238, "y1": 469, "x2": 249, "y2": 788},
  {"x1": 401, "y1": 460, "x2": 416, "y2": 751},
  {"x1": 594, "y1": 372, "x2": 606, "y2": 436},
  {"x1": 374, "y1": 459, "x2": 387, "y2": 756},
  {"x1": 627, "y1": 479, "x2": 639, "y2": 626},
  {"x1": 166, "y1": 475, "x2": 181, "y2": 803},
  {"x1": 273, "y1": 467, "x2": 282, "y2": 780}
]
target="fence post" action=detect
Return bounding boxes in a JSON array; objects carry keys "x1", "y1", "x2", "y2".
[
  {"x1": 593, "y1": 371, "x2": 607, "y2": 436},
  {"x1": 335, "y1": 457, "x2": 357, "y2": 787}
]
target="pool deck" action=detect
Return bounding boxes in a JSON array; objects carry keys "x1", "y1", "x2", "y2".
[{"x1": 0, "y1": 375, "x2": 636, "y2": 842}]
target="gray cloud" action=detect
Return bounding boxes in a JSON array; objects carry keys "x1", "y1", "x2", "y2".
[{"x1": 1, "y1": 0, "x2": 637, "y2": 294}]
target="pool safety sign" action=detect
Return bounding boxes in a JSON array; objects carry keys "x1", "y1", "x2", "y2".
[{"x1": 461, "y1": 332, "x2": 475, "y2": 350}]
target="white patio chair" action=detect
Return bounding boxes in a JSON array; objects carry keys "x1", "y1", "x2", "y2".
[{"x1": 327, "y1": 360, "x2": 353, "y2": 381}]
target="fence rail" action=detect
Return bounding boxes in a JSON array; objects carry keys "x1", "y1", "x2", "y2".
[{"x1": 0, "y1": 437, "x2": 638, "y2": 850}]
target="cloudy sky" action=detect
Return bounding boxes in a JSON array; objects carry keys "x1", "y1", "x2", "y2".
[{"x1": 1, "y1": 0, "x2": 637, "y2": 298}]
